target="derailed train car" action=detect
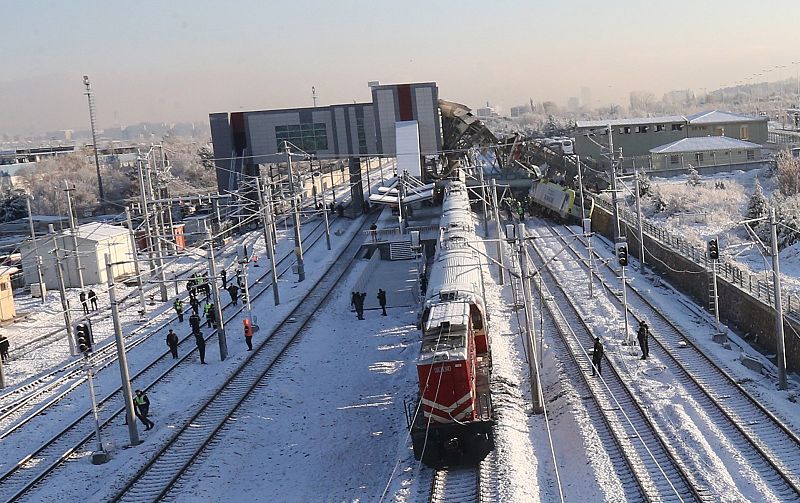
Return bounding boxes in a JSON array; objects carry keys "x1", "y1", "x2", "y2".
[
  {"x1": 529, "y1": 179, "x2": 595, "y2": 221},
  {"x1": 409, "y1": 180, "x2": 494, "y2": 468}
]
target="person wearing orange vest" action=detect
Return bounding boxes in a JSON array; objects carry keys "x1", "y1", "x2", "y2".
[{"x1": 244, "y1": 318, "x2": 254, "y2": 351}]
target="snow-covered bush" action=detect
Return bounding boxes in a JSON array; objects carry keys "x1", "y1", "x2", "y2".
[
  {"x1": 746, "y1": 179, "x2": 769, "y2": 221},
  {"x1": 686, "y1": 165, "x2": 702, "y2": 186},
  {"x1": 776, "y1": 151, "x2": 800, "y2": 196}
]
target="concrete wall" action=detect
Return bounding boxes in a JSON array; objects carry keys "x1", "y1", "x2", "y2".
[
  {"x1": 650, "y1": 151, "x2": 762, "y2": 171},
  {"x1": 687, "y1": 120, "x2": 768, "y2": 144},
  {"x1": 592, "y1": 204, "x2": 800, "y2": 372}
]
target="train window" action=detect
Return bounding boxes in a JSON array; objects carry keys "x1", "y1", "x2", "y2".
[{"x1": 471, "y1": 307, "x2": 483, "y2": 330}]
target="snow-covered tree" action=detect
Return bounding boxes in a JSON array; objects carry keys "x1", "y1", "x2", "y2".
[
  {"x1": 746, "y1": 179, "x2": 768, "y2": 221},
  {"x1": 686, "y1": 165, "x2": 702, "y2": 187},
  {"x1": 775, "y1": 150, "x2": 800, "y2": 196},
  {"x1": 637, "y1": 173, "x2": 652, "y2": 197}
]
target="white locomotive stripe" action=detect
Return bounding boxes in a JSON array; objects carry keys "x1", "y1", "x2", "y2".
[{"x1": 421, "y1": 391, "x2": 472, "y2": 413}]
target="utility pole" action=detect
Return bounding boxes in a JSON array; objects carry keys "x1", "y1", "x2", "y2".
[
  {"x1": 206, "y1": 229, "x2": 228, "y2": 360},
  {"x1": 478, "y1": 164, "x2": 489, "y2": 238},
  {"x1": 64, "y1": 181, "x2": 85, "y2": 290},
  {"x1": 52, "y1": 235, "x2": 76, "y2": 355},
  {"x1": 634, "y1": 166, "x2": 646, "y2": 273},
  {"x1": 104, "y1": 254, "x2": 140, "y2": 447},
  {"x1": 256, "y1": 176, "x2": 280, "y2": 306},
  {"x1": 321, "y1": 186, "x2": 331, "y2": 250},
  {"x1": 770, "y1": 208, "x2": 788, "y2": 390},
  {"x1": 26, "y1": 195, "x2": 46, "y2": 304},
  {"x1": 490, "y1": 178, "x2": 504, "y2": 285},
  {"x1": 238, "y1": 247, "x2": 254, "y2": 325},
  {"x1": 125, "y1": 208, "x2": 147, "y2": 316},
  {"x1": 516, "y1": 223, "x2": 542, "y2": 413},
  {"x1": 285, "y1": 143, "x2": 305, "y2": 282},
  {"x1": 83, "y1": 76, "x2": 105, "y2": 204},
  {"x1": 136, "y1": 153, "x2": 156, "y2": 272}
]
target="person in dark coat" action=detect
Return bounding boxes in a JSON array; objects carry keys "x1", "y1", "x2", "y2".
[
  {"x1": 637, "y1": 321, "x2": 650, "y2": 360},
  {"x1": 420, "y1": 275, "x2": 428, "y2": 297},
  {"x1": 190, "y1": 296, "x2": 200, "y2": 315},
  {"x1": 79, "y1": 291, "x2": 89, "y2": 315},
  {"x1": 173, "y1": 298, "x2": 184, "y2": 322},
  {"x1": 377, "y1": 289, "x2": 387, "y2": 316},
  {"x1": 227, "y1": 284, "x2": 240, "y2": 306},
  {"x1": 189, "y1": 312, "x2": 201, "y2": 334},
  {"x1": 369, "y1": 223, "x2": 378, "y2": 242},
  {"x1": 166, "y1": 329, "x2": 179, "y2": 359},
  {"x1": 591, "y1": 337, "x2": 604, "y2": 376},
  {"x1": 220, "y1": 269, "x2": 227, "y2": 288},
  {"x1": 187, "y1": 281, "x2": 196, "y2": 301},
  {"x1": 133, "y1": 389, "x2": 155, "y2": 430},
  {"x1": 0, "y1": 335, "x2": 9, "y2": 363},
  {"x1": 194, "y1": 331, "x2": 206, "y2": 364},
  {"x1": 336, "y1": 204, "x2": 344, "y2": 217},
  {"x1": 87, "y1": 289, "x2": 98, "y2": 311},
  {"x1": 206, "y1": 303, "x2": 217, "y2": 328},
  {"x1": 351, "y1": 291, "x2": 358, "y2": 311},
  {"x1": 354, "y1": 292, "x2": 366, "y2": 320}
]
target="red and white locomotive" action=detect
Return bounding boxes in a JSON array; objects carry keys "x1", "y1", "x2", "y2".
[{"x1": 410, "y1": 181, "x2": 494, "y2": 467}]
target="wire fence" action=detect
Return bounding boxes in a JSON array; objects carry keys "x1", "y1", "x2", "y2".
[{"x1": 593, "y1": 197, "x2": 800, "y2": 320}]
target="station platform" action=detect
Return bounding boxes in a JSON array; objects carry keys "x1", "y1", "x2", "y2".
[{"x1": 351, "y1": 253, "x2": 421, "y2": 314}]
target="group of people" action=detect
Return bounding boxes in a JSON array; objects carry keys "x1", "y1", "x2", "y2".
[
  {"x1": 78, "y1": 289, "x2": 99, "y2": 315},
  {"x1": 187, "y1": 272, "x2": 211, "y2": 301},
  {"x1": 590, "y1": 320, "x2": 651, "y2": 376},
  {"x1": 350, "y1": 289, "x2": 388, "y2": 320}
]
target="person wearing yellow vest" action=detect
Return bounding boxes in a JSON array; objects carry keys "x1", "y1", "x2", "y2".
[
  {"x1": 134, "y1": 389, "x2": 155, "y2": 430},
  {"x1": 244, "y1": 318, "x2": 254, "y2": 351}
]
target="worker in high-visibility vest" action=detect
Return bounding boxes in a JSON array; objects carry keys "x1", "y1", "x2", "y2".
[
  {"x1": 133, "y1": 389, "x2": 155, "y2": 430},
  {"x1": 244, "y1": 318, "x2": 254, "y2": 351}
]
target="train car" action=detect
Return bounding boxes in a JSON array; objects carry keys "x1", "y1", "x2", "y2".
[
  {"x1": 411, "y1": 301, "x2": 493, "y2": 467},
  {"x1": 409, "y1": 180, "x2": 494, "y2": 468},
  {"x1": 529, "y1": 180, "x2": 594, "y2": 221}
]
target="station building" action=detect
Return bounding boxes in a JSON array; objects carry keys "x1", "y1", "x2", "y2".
[{"x1": 209, "y1": 82, "x2": 443, "y2": 193}]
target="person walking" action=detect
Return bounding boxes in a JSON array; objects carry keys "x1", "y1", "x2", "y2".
[
  {"x1": 79, "y1": 291, "x2": 89, "y2": 315},
  {"x1": 591, "y1": 337, "x2": 604, "y2": 376},
  {"x1": 173, "y1": 298, "x2": 184, "y2": 322},
  {"x1": 166, "y1": 329, "x2": 179, "y2": 359},
  {"x1": 206, "y1": 303, "x2": 217, "y2": 328},
  {"x1": 243, "y1": 318, "x2": 253, "y2": 351},
  {"x1": 194, "y1": 331, "x2": 206, "y2": 364},
  {"x1": 370, "y1": 223, "x2": 378, "y2": 242},
  {"x1": 187, "y1": 280, "x2": 196, "y2": 301},
  {"x1": 204, "y1": 301, "x2": 212, "y2": 327},
  {"x1": 0, "y1": 335, "x2": 9, "y2": 363},
  {"x1": 220, "y1": 268, "x2": 227, "y2": 288},
  {"x1": 87, "y1": 289, "x2": 98, "y2": 311},
  {"x1": 133, "y1": 389, "x2": 155, "y2": 430},
  {"x1": 190, "y1": 296, "x2": 200, "y2": 316},
  {"x1": 637, "y1": 321, "x2": 650, "y2": 360},
  {"x1": 227, "y1": 284, "x2": 239, "y2": 306},
  {"x1": 354, "y1": 292, "x2": 366, "y2": 320},
  {"x1": 189, "y1": 311, "x2": 201, "y2": 335},
  {"x1": 351, "y1": 291, "x2": 358, "y2": 312},
  {"x1": 377, "y1": 289, "x2": 387, "y2": 316}
]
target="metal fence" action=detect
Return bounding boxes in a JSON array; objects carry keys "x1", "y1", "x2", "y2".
[{"x1": 594, "y1": 197, "x2": 800, "y2": 319}]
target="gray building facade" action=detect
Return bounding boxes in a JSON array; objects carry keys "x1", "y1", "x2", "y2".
[{"x1": 210, "y1": 82, "x2": 442, "y2": 193}]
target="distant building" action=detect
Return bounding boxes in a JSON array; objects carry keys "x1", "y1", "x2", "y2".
[
  {"x1": 574, "y1": 110, "x2": 768, "y2": 171},
  {"x1": 475, "y1": 106, "x2": 497, "y2": 118},
  {"x1": 580, "y1": 87, "x2": 592, "y2": 109},
  {"x1": 510, "y1": 105, "x2": 530, "y2": 118},
  {"x1": 649, "y1": 136, "x2": 763, "y2": 173},
  {"x1": 20, "y1": 222, "x2": 135, "y2": 289},
  {"x1": 567, "y1": 97, "x2": 580, "y2": 113},
  {"x1": 209, "y1": 82, "x2": 443, "y2": 193}
]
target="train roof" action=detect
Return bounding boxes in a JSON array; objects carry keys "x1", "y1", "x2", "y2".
[
  {"x1": 418, "y1": 302, "x2": 470, "y2": 364},
  {"x1": 426, "y1": 250, "x2": 484, "y2": 305}
]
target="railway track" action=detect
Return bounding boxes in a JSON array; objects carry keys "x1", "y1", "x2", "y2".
[
  {"x1": 426, "y1": 451, "x2": 495, "y2": 503},
  {"x1": 0, "y1": 214, "x2": 340, "y2": 503},
  {"x1": 525, "y1": 232, "x2": 706, "y2": 502},
  {"x1": 0, "y1": 214, "x2": 334, "y2": 442},
  {"x1": 537, "y1": 219, "x2": 800, "y2": 500},
  {"x1": 108, "y1": 215, "x2": 376, "y2": 503}
]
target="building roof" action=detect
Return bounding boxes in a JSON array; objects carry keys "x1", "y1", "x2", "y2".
[
  {"x1": 649, "y1": 136, "x2": 763, "y2": 154},
  {"x1": 686, "y1": 110, "x2": 767, "y2": 124},
  {"x1": 71, "y1": 222, "x2": 129, "y2": 242},
  {"x1": 575, "y1": 115, "x2": 687, "y2": 128},
  {"x1": 0, "y1": 266, "x2": 19, "y2": 277}
]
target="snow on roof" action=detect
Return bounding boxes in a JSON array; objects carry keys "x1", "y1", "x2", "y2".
[
  {"x1": 686, "y1": 110, "x2": 767, "y2": 124},
  {"x1": 649, "y1": 136, "x2": 763, "y2": 154},
  {"x1": 70, "y1": 222, "x2": 128, "y2": 242},
  {"x1": 576, "y1": 115, "x2": 686, "y2": 128},
  {"x1": 0, "y1": 266, "x2": 18, "y2": 276}
]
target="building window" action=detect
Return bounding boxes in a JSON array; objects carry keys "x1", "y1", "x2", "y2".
[
  {"x1": 636, "y1": 125, "x2": 649, "y2": 133},
  {"x1": 747, "y1": 150, "x2": 755, "y2": 160},
  {"x1": 356, "y1": 117, "x2": 368, "y2": 154},
  {"x1": 275, "y1": 123, "x2": 329, "y2": 152},
  {"x1": 740, "y1": 125, "x2": 749, "y2": 140},
  {"x1": 695, "y1": 152, "x2": 704, "y2": 164},
  {"x1": 670, "y1": 155, "x2": 680, "y2": 165},
  {"x1": 655, "y1": 124, "x2": 665, "y2": 132},
  {"x1": 0, "y1": 283, "x2": 6, "y2": 291},
  {"x1": 623, "y1": 126, "x2": 632, "y2": 134},
  {"x1": 672, "y1": 123, "x2": 684, "y2": 131}
]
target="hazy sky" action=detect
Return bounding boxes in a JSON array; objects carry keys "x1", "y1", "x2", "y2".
[{"x1": 4, "y1": 0, "x2": 800, "y2": 136}]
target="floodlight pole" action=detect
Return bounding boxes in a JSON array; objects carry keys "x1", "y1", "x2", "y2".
[{"x1": 83, "y1": 75, "x2": 105, "y2": 205}]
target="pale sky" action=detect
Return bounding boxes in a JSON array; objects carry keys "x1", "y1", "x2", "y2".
[{"x1": 3, "y1": 0, "x2": 800, "y2": 136}]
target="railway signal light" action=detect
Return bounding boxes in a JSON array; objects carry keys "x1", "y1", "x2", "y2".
[
  {"x1": 76, "y1": 323, "x2": 93, "y2": 354},
  {"x1": 708, "y1": 239, "x2": 719, "y2": 261},
  {"x1": 616, "y1": 243, "x2": 628, "y2": 267}
]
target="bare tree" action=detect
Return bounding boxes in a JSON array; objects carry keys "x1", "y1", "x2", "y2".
[{"x1": 776, "y1": 150, "x2": 800, "y2": 196}]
